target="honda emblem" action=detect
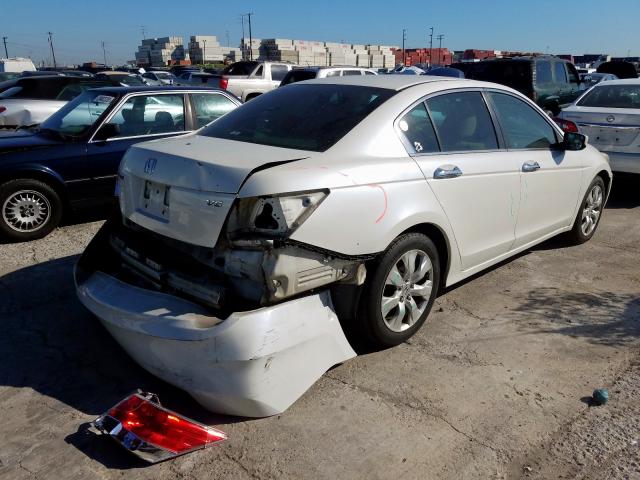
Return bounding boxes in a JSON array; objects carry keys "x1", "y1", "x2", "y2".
[{"x1": 144, "y1": 158, "x2": 157, "y2": 174}]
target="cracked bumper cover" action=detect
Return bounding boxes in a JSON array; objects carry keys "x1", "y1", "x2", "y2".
[{"x1": 75, "y1": 265, "x2": 356, "y2": 417}]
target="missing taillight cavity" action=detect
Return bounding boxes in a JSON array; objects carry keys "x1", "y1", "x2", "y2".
[{"x1": 93, "y1": 392, "x2": 227, "y2": 463}]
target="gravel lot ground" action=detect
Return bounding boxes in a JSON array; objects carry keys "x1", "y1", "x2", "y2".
[{"x1": 0, "y1": 176, "x2": 638, "y2": 480}]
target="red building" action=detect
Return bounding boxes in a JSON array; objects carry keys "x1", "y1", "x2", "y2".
[{"x1": 392, "y1": 48, "x2": 453, "y2": 67}]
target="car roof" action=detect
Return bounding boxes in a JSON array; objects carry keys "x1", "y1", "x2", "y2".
[
  {"x1": 301, "y1": 74, "x2": 460, "y2": 90},
  {"x1": 590, "y1": 78, "x2": 640, "y2": 86},
  {"x1": 88, "y1": 85, "x2": 228, "y2": 94}
]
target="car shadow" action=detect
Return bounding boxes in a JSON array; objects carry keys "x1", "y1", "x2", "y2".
[
  {"x1": 606, "y1": 173, "x2": 638, "y2": 209},
  {"x1": 0, "y1": 255, "x2": 248, "y2": 470}
]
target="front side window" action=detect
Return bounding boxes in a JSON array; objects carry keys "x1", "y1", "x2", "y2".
[
  {"x1": 102, "y1": 94, "x2": 185, "y2": 138},
  {"x1": 254, "y1": 65, "x2": 264, "y2": 77},
  {"x1": 398, "y1": 103, "x2": 439, "y2": 154},
  {"x1": 40, "y1": 91, "x2": 116, "y2": 136},
  {"x1": 200, "y1": 84, "x2": 395, "y2": 152},
  {"x1": 553, "y1": 62, "x2": 567, "y2": 83},
  {"x1": 325, "y1": 70, "x2": 341, "y2": 77},
  {"x1": 577, "y1": 84, "x2": 640, "y2": 108},
  {"x1": 192, "y1": 93, "x2": 237, "y2": 128},
  {"x1": 567, "y1": 64, "x2": 580, "y2": 84},
  {"x1": 536, "y1": 61, "x2": 552, "y2": 84},
  {"x1": 488, "y1": 92, "x2": 557, "y2": 149},
  {"x1": 270, "y1": 65, "x2": 289, "y2": 81},
  {"x1": 426, "y1": 91, "x2": 498, "y2": 152}
]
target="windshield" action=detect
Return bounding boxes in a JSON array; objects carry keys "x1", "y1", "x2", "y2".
[
  {"x1": 577, "y1": 84, "x2": 640, "y2": 108},
  {"x1": 200, "y1": 84, "x2": 395, "y2": 152},
  {"x1": 39, "y1": 90, "x2": 116, "y2": 136},
  {"x1": 154, "y1": 72, "x2": 173, "y2": 80},
  {"x1": 117, "y1": 75, "x2": 145, "y2": 86}
]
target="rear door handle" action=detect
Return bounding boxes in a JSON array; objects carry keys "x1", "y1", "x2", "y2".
[
  {"x1": 522, "y1": 161, "x2": 540, "y2": 172},
  {"x1": 434, "y1": 165, "x2": 463, "y2": 179}
]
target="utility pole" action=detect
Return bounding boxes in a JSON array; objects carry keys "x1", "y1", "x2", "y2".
[
  {"x1": 402, "y1": 29, "x2": 406, "y2": 66},
  {"x1": 429, "y1": 27, "x2": 434, "y2": 67},
  {"x1": 2, "y1": 37, "x2": 8, "y2": 58},
  {"x1": 47, "y1": 31, "x2": 57, "y2": 68},
  {"x1": 202, "y1": 39, "x2": 207, "y2": 65},
  {"x1": 141, "y1": 25, "x2": 147, "y2": 40},
  {"x1": 437, "y1": 34, "x2": 444, "y2": 65},
  {"x1": 239, "y1": 15, "x2": 246, "y2": 60},
  {"x1": 245, "y1": 13, "x2": 254, "y2": 61},
  {"x1": 101, "y1": 41, "x2": 107, "y2": 66}
]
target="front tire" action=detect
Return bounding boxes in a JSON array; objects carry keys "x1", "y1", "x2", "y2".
[
  {"x1": 357, "y1": 233, "x2": 440, "y2": 348},
  {"x1": 567, "y1": 176, "x2": 605, "y2": 245},
  {"x1": 0, "y1": 179, "x2": 63, "y2": 242}
]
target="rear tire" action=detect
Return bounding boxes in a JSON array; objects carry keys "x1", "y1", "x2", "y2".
[
  {"x1": 0, "y1": 179, "x2": 62, "y2": 242},
  {"x1": 357, "y1": 233, "x2": 440, "y2": 348},
  {"x1": 567, "y1": 176, "x2": 605, "y2": 245}
]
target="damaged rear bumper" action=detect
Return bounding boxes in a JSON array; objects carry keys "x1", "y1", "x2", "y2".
[{"x1": 75, "y1": 247, "x2": 356, "y2": 418}]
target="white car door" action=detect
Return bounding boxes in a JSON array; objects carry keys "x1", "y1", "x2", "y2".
[
  {"x1": 400, "y1": 90, "x2": 521, "y2": 270},
  {"x1": 485, "y1": 91, "x2": 583, "y2": 248}
]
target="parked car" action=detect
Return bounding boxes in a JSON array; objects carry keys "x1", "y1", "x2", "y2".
[
  {"x1": 451, "y1": 56, "x2": 583, "y2": 115},
  {"x1": 142, "y1": 71, "x2": 177, "y2": 85},
  {"x1": 218, "y1": 61, "x2": 298, "y2": 101},
  {"x1": 279, "y1": 66, "x2": 377, "y2": 86},
  {"x1": 0, "y1": 86, "x2": 240, "y2": 240},
  {"x1": 175, "y1": 71, "x2": 218, "y2": 86},
  {"x1": 75, "y1": 76, "x2": 611, "y2": 417},
  {"x1": 580, "y1": 72, "x2": 618, "y2": 87},
  {"x1": 556, "y1": 79, "x2": 640, "y2": 173},
  {"x1": 0, "y1": 75, "x2": 117, "y2": 128},
  {"x1": 596, "y1": 61, "x2": 638, "y2": 80},
  {"x1": 424, "y1": 67, "x2": 465, "y2": 78},
  {"x1": 95, "y1": 71, "x2": 148, "y2": 87},
  {"x1": 0, "y1": 72, "x2": 20, "y2": 82}
]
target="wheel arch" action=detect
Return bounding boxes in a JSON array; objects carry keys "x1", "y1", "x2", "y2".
[
  {"x1": 0, "y1": 167, "x2": 69, "y2": 207},
  {"x1": 596, "y1": 169, "x2": 612, "y2": 199},
  {"x1": 399, "y1": 222, "x2": 451, "y2": 291}
]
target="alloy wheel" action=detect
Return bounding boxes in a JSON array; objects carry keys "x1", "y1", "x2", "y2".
[
  {"x1": 2, "y1": 189, "x2": 52, "y2": 233},
  {"x1": 381, "y1": 249, "x2": 434, "y2": 332},
  {"x1": 581, "y1": 184, "x2": 603, "y2": 237}
]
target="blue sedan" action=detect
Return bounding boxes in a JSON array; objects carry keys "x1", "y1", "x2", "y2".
[{"x1": 0, "y1": 86, "x2": 240, "y2": 241}]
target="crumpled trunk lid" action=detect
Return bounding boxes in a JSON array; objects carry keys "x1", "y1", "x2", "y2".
[{"x1": 118, "y1": 134, "x2": 308, "y2": 247}]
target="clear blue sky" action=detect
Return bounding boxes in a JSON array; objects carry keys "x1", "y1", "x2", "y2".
[{"x1": 3, "y1": 0, "x2": 638, "y2": 66}]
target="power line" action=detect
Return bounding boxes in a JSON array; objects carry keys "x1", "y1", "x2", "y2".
[
  {"x1": 243, "y1": 13, "x2": 254, "y2": 61},
  {"x1": 437, "y1": 34, "x2": 445, "y2": 65}
]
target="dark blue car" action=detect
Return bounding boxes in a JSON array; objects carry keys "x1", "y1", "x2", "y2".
[{"x1": 0, "y1": 86, "x2": 241, "y2": 241}]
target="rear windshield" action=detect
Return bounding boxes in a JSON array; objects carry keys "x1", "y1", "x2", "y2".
[
  {"x1": 577, "y1": 84, "x2": 640, "y2": 108},
  {"x1": 464, "y1": 61, "x2": 532, "y2": 92},
  {"x1": 200, "y1": 84, "x2": 395, "y2": 152},
  {"x1": 280, "y1": 70, "x2": 317, "y2": 86},
  {"x1": 0, "y1": 78, "x2": 110, "y2": 99},
  {"x1": 223, "y1": 61, "x2": 259, "y2": 76}
]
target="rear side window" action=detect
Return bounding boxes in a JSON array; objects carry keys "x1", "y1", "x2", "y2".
[
  {"x1": 426, "y1": 92, "x2": 498, "y2": 152},
  {"x1": 577, "y1": 84, "x2": 640, "y2": 108},
  {"x1": 200, "y1": 84, "x2": 395, "y2": 152},
  {"x1": 553, "y1": 62, "x2": 567, "y2": 83},
  {"x1": 254, "y1": 65, "x2": 264, "y2": 77},
  {"x1": 343, "y1": 70, "x2": 363, "y2": 76},
  {"x1": 488, "y1": 92, "x2": 557, "y2": 149},
  {"x1": 270, "y1": 65, "x2": 289, "y2": 82},
  {"x1": 398, "y1": 103, "x2": 439, "y2": 154},
  {"x1": 191, "y1": 93, "x2": 237, "y2": 128},
  {"x1": 364, "y1": 70, "x2": 376, "y2": 75},
  {"x1": 536, "y1": 61, "x2": 552, "y2": 84},
  {"x1": 325, "y1": 70, "x2": 341, "y2": 77},
  {"x1": 567, "y1": 64, "x2": 580, "y2": 84},
  {"x1": 280, "y1": 70, "x2": 317, "y2": 86}
]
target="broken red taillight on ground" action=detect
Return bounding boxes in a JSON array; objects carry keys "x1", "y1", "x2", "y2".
[{"x1": 92, "y1": 392, "x2": 227, "y2": 463}]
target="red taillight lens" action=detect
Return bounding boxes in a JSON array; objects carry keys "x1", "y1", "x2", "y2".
[
  {"x1": 108, "y1": 394, "x2": 226, "y2": 454},
  {"x1": 553, "y1": 117, "x2": 579, "y2": 133},
  {"x1": 219, "y1": 78, "x2": 228, "y2": 90},
  {"x1": 0, "y1": 106, "x2": 6, "y2": 114}
]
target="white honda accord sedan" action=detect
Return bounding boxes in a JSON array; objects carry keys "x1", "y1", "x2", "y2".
[{"x1": 76, "y1": 76, "x2": 611, "y2": 417}]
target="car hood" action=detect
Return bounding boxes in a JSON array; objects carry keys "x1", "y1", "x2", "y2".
[
  {"x1": 122, "y1": 134, "x2": 310, "y2": 195},
  {"x1": 0, "y1": 130, "x2": 62, "y2": 154}
]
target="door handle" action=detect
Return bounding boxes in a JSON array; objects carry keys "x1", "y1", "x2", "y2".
[
  {"x1": 522, "y1": 161, "x2": 541, "y2": 172},
  {"x1": 434, "y1": 165, "x2": 463, "y2": 179}
]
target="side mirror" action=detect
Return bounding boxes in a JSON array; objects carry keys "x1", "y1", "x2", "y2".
[
  {"x1": 94, "y1": 123, "x2": 120, "y2": 141},
  {"x1": 561, "y1": 132, "x2": 587, "y2": 151}
]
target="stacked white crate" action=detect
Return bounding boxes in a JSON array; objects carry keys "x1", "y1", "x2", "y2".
[
  {"x1": 136, "y1": 36, "x2": 184, "y2": 67},
  {"x1": 368, "y1": 45, "x2": 384, "y2": 69},
  {"x1": 241, "y1": 37, "x2": 261, "y2": 60},
  {"x1": 260, "y1": 39, "x2": 299, "y2": 63},
  {"x1": 189, "y1": 35, "x2": 224, "y2": 63}
]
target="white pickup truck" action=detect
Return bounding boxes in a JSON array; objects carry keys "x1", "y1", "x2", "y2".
[{"x1": 219, "y1": 61, "x2": 297, "y2": 102}]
